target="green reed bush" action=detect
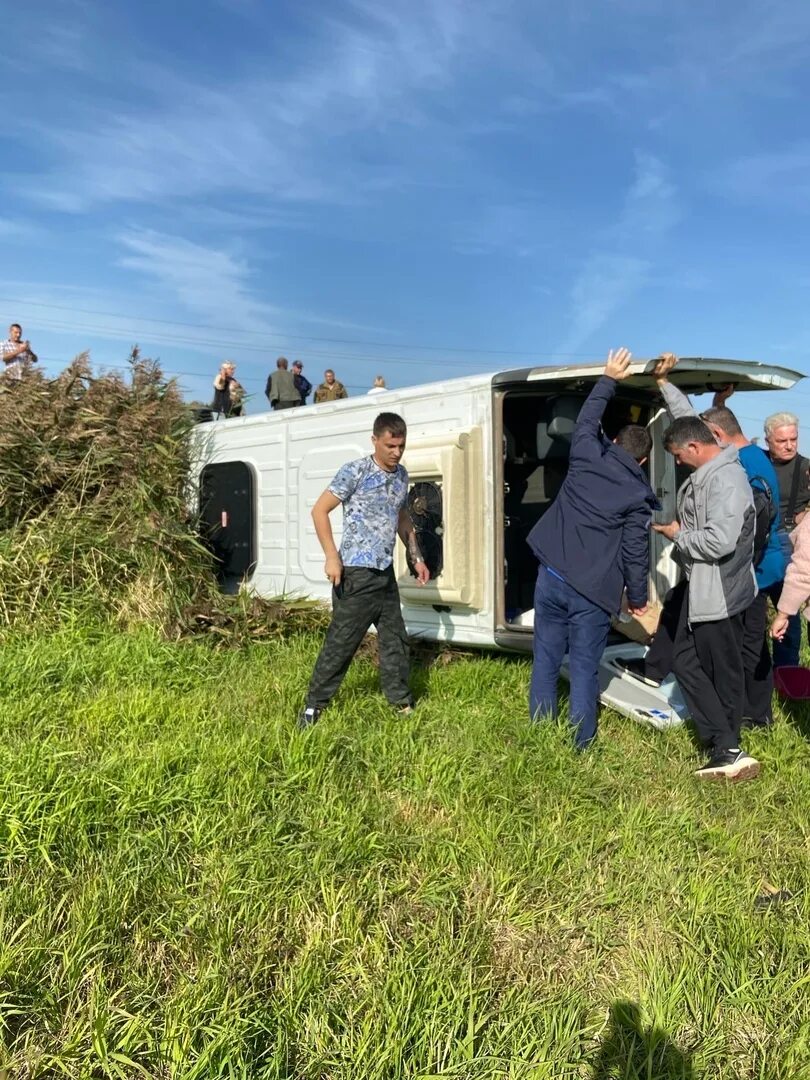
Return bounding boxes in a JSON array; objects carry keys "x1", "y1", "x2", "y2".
[{"x1": 0, "y1": 351, "x2": 215, "y2": 630}]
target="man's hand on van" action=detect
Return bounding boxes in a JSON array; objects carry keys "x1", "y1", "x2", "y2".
[
  {"x1": 604, "y1": 347, "x2": 632, "y2": 381},
  {"x1": 652, "y1": 520, "x2": 681, "y2": 540},
  {"x1": 325, "y1": 554, "x2": 343, "y2": 586},
  {"x1": 712, "y1": 383, "x2": 736, "y2": 407},
  {"x1": 653, "y1": 353, "x2": 677, "y2": 383}
]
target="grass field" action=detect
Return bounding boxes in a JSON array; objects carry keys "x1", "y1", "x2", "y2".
[{"x1": 1, "y1": 626, "x2": 809, "y2": 1079}]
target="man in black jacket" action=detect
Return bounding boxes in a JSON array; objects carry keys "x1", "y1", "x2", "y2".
[
  {"x1": 292, "y1": 360, "x2": 313, "y2": 405},
  {"x1": 527, "y1": 347, "x2": 659, "y2": 748}
]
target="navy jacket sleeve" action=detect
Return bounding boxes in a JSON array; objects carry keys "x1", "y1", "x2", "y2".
[
  {"x1": 620, "y1": 502, "x2": 651, "y2": 608},
  {"x1": 570, "y1": 376, "x2": 616, "y2": 461}
]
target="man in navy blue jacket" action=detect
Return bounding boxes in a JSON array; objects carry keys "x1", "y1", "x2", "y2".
[{"x1": 527, "y1": 347, "x2": 660, "y2": 748}]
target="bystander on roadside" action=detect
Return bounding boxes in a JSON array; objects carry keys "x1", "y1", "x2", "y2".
[
  {"x1": 292, "y1": 361, "x2": 312, "y2": 405},
  {"x1": 314, "y1": 369, "x2": 349, "y2": 403},
  {"x1": 1, "y1": 323, "x2": 38, "y2": 380},
  {"x1": 212, "y1": 361, "x2": 244, "y2": 419},
  {"x1": 266, "y1": 357, "x2": 302, "y2": 410}
]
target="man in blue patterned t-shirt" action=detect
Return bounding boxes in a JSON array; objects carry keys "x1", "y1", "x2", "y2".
[{"x1": 298, "y1": 412, "x2": 430, "y2": 728}]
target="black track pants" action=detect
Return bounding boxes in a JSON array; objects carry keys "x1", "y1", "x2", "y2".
[
  {"x1": 672, "y1": 597, "x2": 745, "y2": 753},
  {"x1": 306, "y1": 566, "x2": 412, "y2": 708}
]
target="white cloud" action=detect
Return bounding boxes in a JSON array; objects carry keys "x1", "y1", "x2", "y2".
[
  {"x1": 556, "y1": 152, "x2": 680, "y2": 353},
  {"x1": 20, "y1": 0, "x2": 481, "y2": 213},
  {"x1": 117, "y1": 229, "x2": 275, "y2": 333}
]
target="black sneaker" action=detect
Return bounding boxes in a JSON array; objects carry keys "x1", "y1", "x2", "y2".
[
  {"x1": 741, "y1": 714, "x2": 774, "y2": 730},
  {"x1": 297, "y1": 706, "x2": 322, "y2": 730},
  {"x1": 614, "y1": 656, "x2": 662, "y2": 688},
  {"x1": 695, "y1": 749, "x2": 760, "y2": 781}
]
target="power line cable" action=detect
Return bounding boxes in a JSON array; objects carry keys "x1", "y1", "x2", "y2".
[{"x1": 0, "y1": 296, "x2": 594, "y2": 357}]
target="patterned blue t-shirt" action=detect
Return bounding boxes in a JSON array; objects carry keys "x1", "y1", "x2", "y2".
[{"x1": 329, "y1": 456, "x2": 409, "y2": 570}]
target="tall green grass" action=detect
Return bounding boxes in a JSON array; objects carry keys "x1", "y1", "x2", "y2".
[{"x1": 1, "y1": 626, "x2": 808, "y2": 1078}]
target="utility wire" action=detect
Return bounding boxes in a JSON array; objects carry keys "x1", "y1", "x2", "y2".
[{"x1": 0, "y1": 296, "x2": 594, "y2": 357}]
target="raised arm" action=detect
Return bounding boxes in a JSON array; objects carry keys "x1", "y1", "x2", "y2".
[
  {"x1": 653, "y1": 353, "x2": 696, "y2": 420},
  {"x1": 570, "y1": 347, "x2": 632, "y2": 459}
]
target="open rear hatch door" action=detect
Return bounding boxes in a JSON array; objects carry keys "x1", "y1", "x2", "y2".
[{"x1": 523, "y1": 356, "x2": 802, "y2": 393}]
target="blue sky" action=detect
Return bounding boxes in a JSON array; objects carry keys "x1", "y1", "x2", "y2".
[{"x1": 2, "y1": 0, "x2": 810, "y2": 435}]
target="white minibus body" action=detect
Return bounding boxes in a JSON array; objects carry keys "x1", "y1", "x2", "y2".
[{"x1": 193, "y1": 357, "x2": 802, "y2": 728}]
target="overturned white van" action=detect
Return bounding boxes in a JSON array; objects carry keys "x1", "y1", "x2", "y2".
[{"x1": 193, "y1": 358, "x2": 802, "y2": 728}]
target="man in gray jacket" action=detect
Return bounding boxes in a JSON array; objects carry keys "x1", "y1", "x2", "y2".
[{"x1": 653, "y1": 414, "x2": 759, "y2": 781}]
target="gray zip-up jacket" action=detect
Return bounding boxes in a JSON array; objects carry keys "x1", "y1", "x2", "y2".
[{"x1": 661, "y1": 381, "x2": 757, "y2": 622}]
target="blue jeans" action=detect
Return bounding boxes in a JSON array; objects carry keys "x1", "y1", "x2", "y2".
[
  {"x1": 763, "y1": 580, "x2": 804, "y2": 668},
  {"x1": 530, "y1": 566, "x2": 612, "y2": 748}
]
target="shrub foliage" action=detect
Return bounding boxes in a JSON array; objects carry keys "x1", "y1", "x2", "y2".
[{"x1": 0, "y1": 351, "x2": 214, "y2": 630}]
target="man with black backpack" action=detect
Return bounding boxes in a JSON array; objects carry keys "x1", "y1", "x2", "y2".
[{"x1": 617, "y1": 356, "x2": 784, "y2": 731}]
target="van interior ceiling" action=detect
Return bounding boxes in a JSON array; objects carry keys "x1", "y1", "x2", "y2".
[{"x1": 501, "y1": 388, "x2": 653, "y2": 625}]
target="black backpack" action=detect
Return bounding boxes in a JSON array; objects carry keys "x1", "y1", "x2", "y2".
[{"x1": 749, "y1": 475, "x2": 777, "y2": 566}]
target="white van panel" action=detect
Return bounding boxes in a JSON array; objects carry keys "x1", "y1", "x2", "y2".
[{"x1": 193, "y1": 358, "x2": 804, "y2": 728}]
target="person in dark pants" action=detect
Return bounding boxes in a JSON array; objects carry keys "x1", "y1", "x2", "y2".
[
  {"x1": 298, "y1": 412, "x2": 430, "y2": 728},
  {"x1": 527, "y1": 347, "x2": 659, "y2": 749},
  {"x1": 653, "y1": 416, "x2": 759, "y2": 780},
  {"x1": 211, "y1": 361, "x2": 244, "y2": 419},
  {"x1": 618, "y1": 361, "x2": 785, "y2": 729},
  {"x1": 763, "y1": 410, "x2": 810, "y2": 667}
]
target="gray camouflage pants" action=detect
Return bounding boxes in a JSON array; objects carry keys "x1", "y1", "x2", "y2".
[{"x1": 306, "y1": 565, "x2": 412, "y2": 709}]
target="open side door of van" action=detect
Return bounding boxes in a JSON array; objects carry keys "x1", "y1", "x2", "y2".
[{"x1": 493, "y1": 356, "x2": 804, "y2": 729}]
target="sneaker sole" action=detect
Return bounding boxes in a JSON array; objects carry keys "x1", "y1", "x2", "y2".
[{"x1": 696, "y1": 761, "x2": 761, "y2": 782}]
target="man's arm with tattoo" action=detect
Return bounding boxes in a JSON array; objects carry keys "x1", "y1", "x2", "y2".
[{"x1": 397, "y1": 508, "x2": 430, "y2": 585}]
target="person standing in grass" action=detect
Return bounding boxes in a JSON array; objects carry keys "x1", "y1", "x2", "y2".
[
  {"x1": 619, "y1": 360, "x2": 784, "y2": 731},
  {"x1": 763, "y1": 410, "x2": 810, "y2": 668},
  {"x1": 298, "y1": 412, "x2": 430, "y2": 728},
  {"x1": 653, "y1": 418, "x2": 759, "y2": 781},
  {"x1": 771, "y1": 508, "x2": 810, "y2": 645},
  {"x1": 527, "y1": 347, "x2": 658, "y2": 749}
]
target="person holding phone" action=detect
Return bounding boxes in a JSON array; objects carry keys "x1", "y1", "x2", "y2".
[{"x1": 1, "y1": 323, "x2": 38, "y2": 379}]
